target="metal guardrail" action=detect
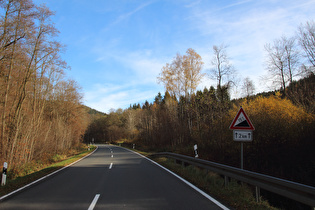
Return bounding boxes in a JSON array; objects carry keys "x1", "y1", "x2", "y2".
[{"x1": 151, "y1": 152, "x2": 315, "y2": 208}]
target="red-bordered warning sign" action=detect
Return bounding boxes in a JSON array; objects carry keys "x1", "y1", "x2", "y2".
[{"x1": 229, "y1": 107, "x2": 255, "y2": 130}]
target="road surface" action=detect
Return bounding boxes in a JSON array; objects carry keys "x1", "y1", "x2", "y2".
[{"x1": 0, "y1": 145, "x2": 228, "y2": 210}]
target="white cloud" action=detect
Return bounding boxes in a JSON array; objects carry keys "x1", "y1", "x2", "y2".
[
  {"x1": 84, "y1": 83, "x2": 160, "y2": 113},
  {"x1": 184, "y1": 0, "x2": 201, "y2": 8},
  {"x1": 213, "y1": 0, "x2": 253, "y2": 12},
  {"x1": 93, "y1": 47, "x2": 167, "y2": 85},
  {"x1": 104, "y1": 1, "x2": 155, "y2": 31},
  {"x1": 188, "y1": 0, "x2": 315, "y2": 94},
  {"x1": 119, "y1": 50, "x2": 166, "y2": 83},
  {"x1": 84, "y1": 34, "x2": 168, "y2": 112},
  {"x1": 78, "y1": 0, "x2": 315, "y2": 112},
  {"x1": 83, "y1": 48, "x2": 167, "y2": 113}
]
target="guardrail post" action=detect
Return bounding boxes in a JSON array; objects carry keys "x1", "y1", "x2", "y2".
[
  {"x1": 224, "y1": 176, "x2": 229, "y2": 188},
  {"x1": 1, "y1": 162, "x2": 7, "y2": 186},
  {"x1": 255, "y1": 186, "x2": 261, "y2": 202},
  {"x1": 194, "y1": 144, "x2": 198, "y2": 158}
]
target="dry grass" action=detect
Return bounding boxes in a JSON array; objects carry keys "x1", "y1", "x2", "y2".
[
  {"x1": 153, "y1": 157, "x2": 278, "y2": 210},
  {"x1": 0, "y1": 145, "x2": 96, "y2": 197}
]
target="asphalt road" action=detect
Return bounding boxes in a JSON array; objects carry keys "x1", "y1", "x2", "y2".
[{"x1": 0, "y1": 145, "x2": 228, "y2": 210}]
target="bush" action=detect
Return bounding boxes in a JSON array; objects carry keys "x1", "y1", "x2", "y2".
[{"x1": 230, "y1": 95, "x2": 315, "y2": 185}]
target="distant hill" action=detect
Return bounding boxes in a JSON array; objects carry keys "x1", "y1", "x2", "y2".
[{"x1": 82, "y1": 105, "x2": 106, "y2": 117}]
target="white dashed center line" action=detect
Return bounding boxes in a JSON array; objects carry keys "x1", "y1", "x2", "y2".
[{"x1": 88, "y1": 194, "x2": 100, "y2": 210}]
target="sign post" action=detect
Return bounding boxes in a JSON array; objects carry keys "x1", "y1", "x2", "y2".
[{"x1": 230, "y1": 107, "x2": 255, "y2": 169}]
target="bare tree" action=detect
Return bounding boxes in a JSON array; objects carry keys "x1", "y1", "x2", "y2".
[
  {"x1": 242, "y1": 77, "x2": 255, "y2": 98},
  {"x1": 0, "y1": 0, "x2": 35, "y2": 164},
  {"x1": 209, "y1": 44, "x2": 235, "y2": 101},
  {"x1": 298, "y1": 20, "x2": 315, "y2": 73},
  {"x1": 210, "y1": 44, "x2": 235, "y2": 88},
  {"x1": 283, "y1": 37, "x2": 300, "y2": 82},
  {"x1": 264, "y1": 36, "x2": 300, "y2": 96},
  {"x1": 0, "y1": 0, "x2": 87, "y2": 168}
]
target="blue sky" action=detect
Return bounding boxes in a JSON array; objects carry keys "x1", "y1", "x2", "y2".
[{"x1": 33, "y1": 0, "x2": 315, "y2": 113}]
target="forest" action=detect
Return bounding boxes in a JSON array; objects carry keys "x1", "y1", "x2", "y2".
[
  {"x1": 0, "y1": 0, "x2": 89, "y2": 173},
  {"x1": 84, "y1": 22, "x2": 315, "y2": 187},
  {"x1": 1, "y1": 0, "x2": 314, "y2": 192}
]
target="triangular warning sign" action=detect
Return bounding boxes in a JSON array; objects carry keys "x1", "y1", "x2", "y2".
[{"x1": 229, "y1": 107, "x2": 255, "y2": 130}]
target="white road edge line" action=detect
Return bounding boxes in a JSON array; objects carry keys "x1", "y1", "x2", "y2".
[
  {"x1": 122, "y1": 147, "x2": 230, "y2": 210},
  {"x1": 109, "y1": 163, "x2": 113, "y2": 169},
  {"x1": 0, "y1": 147, "x2": 99, "y2": 202},
  {"x1": 88, "y1": 194, "x2": 100, "y2": 210}
]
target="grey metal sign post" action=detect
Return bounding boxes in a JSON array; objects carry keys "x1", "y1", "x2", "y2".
[{"x1": 229, "y1": 107, "x2": 255, "y2": 169}]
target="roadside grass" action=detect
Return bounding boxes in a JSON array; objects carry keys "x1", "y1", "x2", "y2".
[
  {"x1": 0, "y1": 145, "x2": 96, "y2": 197},
  {"x1": 125, "y1": 145, "x2": 278, "y2": 209},
  {"x1": 152, "y1": 157, "x2": 278, "y2": 210},
  {"x1": 129, "y1": 148, "x2": 152, "y2": 157}
]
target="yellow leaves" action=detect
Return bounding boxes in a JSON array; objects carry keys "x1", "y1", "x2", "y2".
[
  {"x1": 157, "y1": 48, "x2": 204, "y2": 99},
  {"x1": 275, "y1": 91, "x2": 282, "y2": 98},
  {"x1": 230, "y1": 96, "x2": 314, "y2": 144},
  {"x1": 249, "y1": 96, "x2": 311, "y2": 121}
]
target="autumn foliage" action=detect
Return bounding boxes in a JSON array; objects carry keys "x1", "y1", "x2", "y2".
[
  {"x1": 83, "y1": 19, "x2": 315, "y2": 189},
  {"x1": 1, "y1": 1, "x2": 314, "y2": 196},
  {"x1": 0, "y1": 0, "x2": 89, "y2": 171},
  {"x1": 231, "y1": 95, "x2": 315, "y2": 184},
  {"x1": 85, "y1": 77, "x2": 315, "y2": 187}
]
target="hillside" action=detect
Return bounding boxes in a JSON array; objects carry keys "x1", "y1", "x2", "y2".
[{"x1": 82, "y1": 105, "x2": 106, "y2": 116}]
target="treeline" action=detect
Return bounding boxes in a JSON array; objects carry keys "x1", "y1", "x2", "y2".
[
  {"x1": 85, "y1": 74, "x2": 315, "y2": 186},
  {"x1": 0, "y1": 0, "x2": 89, "y2": 170},
  {"x1": 85, "y1": 19, "x2": 315, "y2": 187}
]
